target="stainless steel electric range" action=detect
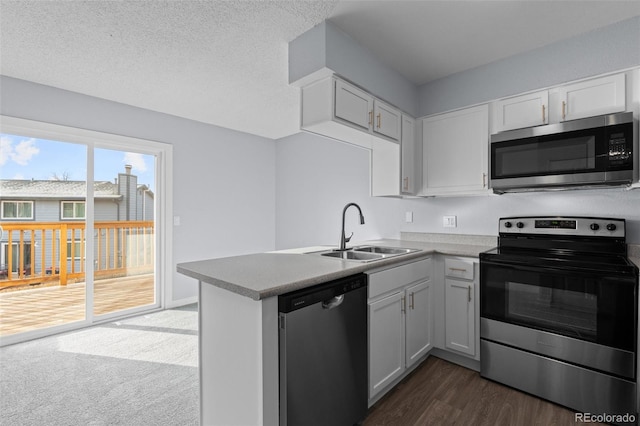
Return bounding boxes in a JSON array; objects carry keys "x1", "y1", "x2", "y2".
[{"x1": 480, "y1": 216, "x2": 639, "y2": 417}]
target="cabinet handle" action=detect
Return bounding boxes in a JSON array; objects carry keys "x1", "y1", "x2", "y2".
[
  {"x1": 403, "y1": 177, "x2": 409, "y2": 191},
  {"x1": 410, "y1": 292, "x2": 415, "y2": 310},
  {"x1": 482, "y1": 173, "x2": 487, "y2": 188},
  {"x1": 401, "y1": 296, "x2": 406, "y2": 313},
  {"x1": 449, "y1": 267, "x2": 468, "y2": 273},
  {"x1": 368, "y1": 110, "x2": 373, "y2": 127},
  {"x1": 377, "y1": 113, "x2": 381, "y2": 128},
  {"x1": 468, "y1": 286, "x2": 472, "y2": 302},
  {"x1": 542, "y1": 104, "x2": 546, "y2": 123},
  {"x1": 562, "y1": 101, "x2": 566, "y2": 120}
]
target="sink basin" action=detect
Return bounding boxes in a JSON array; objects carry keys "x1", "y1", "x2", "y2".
[
  {"x1": 308, "y1": 245, "x2": 420, "y2": 262},
  {"x1": 320, "y1": 251, "x2": 384, "y2": 262},
  {"x1": 352, "y1": 246, "x2": 419, "y2": 255}
]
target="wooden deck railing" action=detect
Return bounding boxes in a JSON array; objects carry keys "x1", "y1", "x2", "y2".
[{"x1": 0, "y1": 221, "x2": 154, "y2": 289}]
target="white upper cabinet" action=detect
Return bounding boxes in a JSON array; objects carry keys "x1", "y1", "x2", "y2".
[
  {"x1": 301, "y1": 76, "x2": 404, "y2": 150},
  {"x1": 494, "y1": 90, "x2": 549, "y2": 132},
  {"x1": 373, "y1": 100, "x2": 401, "y2": 141},
  {"x1": 334, "y1": 78, "x2": 374, "y2": 131},
  {"x1": 400, "y1": 115, "x2": 416, "y2": 195},
  {"x1": 557, "y1": 73, "x2": 626, "y2": 122},
  {"x1": 421, "y1": 104, "x2": 489, "y2": 196}
]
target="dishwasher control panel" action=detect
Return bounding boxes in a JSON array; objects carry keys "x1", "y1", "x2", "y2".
[{"x1": 278, "y1": 274, "x2": 367, "y2": 313}]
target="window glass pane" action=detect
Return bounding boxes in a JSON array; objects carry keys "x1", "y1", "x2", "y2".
[
  {"x1": 62, "y1": 202, "x2": 73, "y2": 218},
  {"x1": 21, "y1": 202, "x2": 32, "y2": 218},
  {"x1": 3, "y1": 203, "x2": 16, "y2": 218},
  {"x1": 75, "y1": 203, "x2": 85, "y2": 218}
]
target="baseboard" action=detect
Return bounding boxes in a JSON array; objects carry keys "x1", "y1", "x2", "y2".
[
  {"x1": 430, "y1": 348, "x2": 480, "y2": 372},
  {"x1": 166, "y1": 296, "x2": 198, "y2": 309}
]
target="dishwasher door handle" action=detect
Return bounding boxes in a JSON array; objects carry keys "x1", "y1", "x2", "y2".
[{"x1": 322, "y1": 294, "x2": 345, "y2": 310}]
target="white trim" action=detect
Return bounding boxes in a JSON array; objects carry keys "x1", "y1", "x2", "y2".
[
  {"x1": 0, "y1": 200, "x2": 34, "y2": 220},
  {"x1": 60, "y1": 201, "x2": 86, "y2": 220},
  {"x1": 0, "y1": 115, "x2": 173, "y2": 344},
  {"x1": 165, "y1": 296, "x2": 198, "y2": 309}
]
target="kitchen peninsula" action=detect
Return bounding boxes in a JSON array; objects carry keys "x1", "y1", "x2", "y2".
[{"x1": 177, "y1": 236, "x2": 494, "y2": 426}]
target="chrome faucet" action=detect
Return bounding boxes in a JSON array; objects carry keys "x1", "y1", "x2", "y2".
[{"x1": 339, "y1": 203, "x2": 365, "y2": 251}]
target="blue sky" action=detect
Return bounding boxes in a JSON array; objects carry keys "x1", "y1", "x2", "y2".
[{"x1": 0, "y1": 133, "x2": 155, "y2": 189}]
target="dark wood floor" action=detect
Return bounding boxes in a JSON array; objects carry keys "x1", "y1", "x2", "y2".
[{"x1": 363, "y1": 356, "x2": 605, "y2": 426}]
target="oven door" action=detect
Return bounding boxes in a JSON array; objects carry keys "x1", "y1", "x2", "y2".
[{"x1": 480, "y1": 259, "x2": 637, "y2": 378}]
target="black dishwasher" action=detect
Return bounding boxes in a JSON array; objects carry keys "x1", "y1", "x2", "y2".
[{"x1": 278, "y1": 274, "x2": 368, "y2": 426}]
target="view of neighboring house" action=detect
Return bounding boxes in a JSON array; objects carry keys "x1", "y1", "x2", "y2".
[{"x1": 0, "y1": 165, "x2": 153, "y2": 282}]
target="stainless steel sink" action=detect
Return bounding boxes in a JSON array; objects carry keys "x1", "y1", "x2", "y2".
[
  {"x1": 320, "y1": 251, "x2": 384, "y2": 261},
  {"x1": 309, "y1": 245, "x2": 420, "y2": 262},
  {"x1": 352, "y1": 246, "x2": 419, "y2": 255}
]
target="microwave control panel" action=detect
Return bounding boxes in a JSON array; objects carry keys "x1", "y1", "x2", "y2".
[{"x1": 607, "y1": 131, "x2": 631, "y2": 163}]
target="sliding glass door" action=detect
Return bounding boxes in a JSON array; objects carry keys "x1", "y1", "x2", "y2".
[
  {"x1": 93, "y1": 148, "x2": 157, "y2": 317},
  {"x1": 0, "y1": 118, "x2": 169, "y2": 345}
]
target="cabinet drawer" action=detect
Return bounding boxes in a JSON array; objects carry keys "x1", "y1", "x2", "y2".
[
  {"x1": 444, "y1": 258, "x2": 474, "y2": 280},
  {"x1": 368, "y1": 258, "x2": 430, "y2": 299}
]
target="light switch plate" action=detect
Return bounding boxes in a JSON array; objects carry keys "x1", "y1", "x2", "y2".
[
  {"x1": 405, "y1": 211, "x2": 413, "y2": 223},
  {"x1": 443, "y1": 215, "x2": 457, "y2": 228}
]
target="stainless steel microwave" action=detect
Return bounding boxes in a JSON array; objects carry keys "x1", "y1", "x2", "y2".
[{"x1": 490, "y1": 111, "x2": 636, "y2": 193}]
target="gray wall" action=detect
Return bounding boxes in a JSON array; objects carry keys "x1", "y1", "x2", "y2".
[
  {"x1": 419, "y1": 15, "x2": 640, "y2": 116},
  {"x1": 0, "y1": 76, "x2": 277, "y2": 303}
]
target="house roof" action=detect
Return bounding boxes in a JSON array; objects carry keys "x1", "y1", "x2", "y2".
[{"x1": 0, "y1": 179, "x2": 122, "y2": 200}]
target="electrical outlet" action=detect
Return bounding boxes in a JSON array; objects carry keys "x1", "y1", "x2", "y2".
[{"x1": 443, "y1": 215, "x2": 457, "y2": 228}]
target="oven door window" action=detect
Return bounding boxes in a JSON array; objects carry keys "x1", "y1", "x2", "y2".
[
  {"x1": 491, "y1": 128, "x2": 604, "y2": 179},
  {"x1": 481, "y1": 262, "x2": 637, "y2": 352},
  {"x1": 506, "y1": 280, "x2": 597, "y2": 341}
]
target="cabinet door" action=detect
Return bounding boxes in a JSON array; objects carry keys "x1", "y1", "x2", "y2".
[
  {"x1": 369, "y1": 292, "x2": 405, "y2": 399},
  {"x1": 334, "y1": 79, "x2": 374, "y2": 131},
  {"x1": 444, "y1": 278, "x2": 475, "y2": 356},
  {"x1": 373, "y1": 100, "x2": 401, "y2": 141},
  {"x1": 405, "y1": 280, "x2": 432, "y2": 368},
  {"x1": 400, "y1": 115, "x2": 416, "y2": 194},
  {"x1": 558, "y1": 74, "x2": 626, "y2": 122},
  {"x1": 494, "y1": 90, "x2": 549, "y2": 132},
  {"x1": 422, "y1": 104, "x2": 489, "y2": 195},
  {"x1": 371, "y1": 138, "x2": 400, "y2": 197}
]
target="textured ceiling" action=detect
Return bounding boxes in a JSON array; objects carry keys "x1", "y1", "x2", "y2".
[{"x1": 1, "y1": 1, "x2": 639, "y2": 140}]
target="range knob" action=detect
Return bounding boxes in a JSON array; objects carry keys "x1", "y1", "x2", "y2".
[
  {"x1": 516, "y1": 222, "x2": 524, "y2": 229},
  {"x1": 590, "y1": 223, "x2": 600, "y2": 231},
  {"x1": 504, "y1": 221, "x2": 512, "y2": 228},
  {"x1": 606, "y1": 223, "x2": 617, "y2": 231}
]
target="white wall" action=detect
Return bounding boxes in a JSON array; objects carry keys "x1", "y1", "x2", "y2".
[
  {"x1": 0, "y1": 76, "x2": 276, "y2": 303},
  {"x1": 275, "y1": 131, "x2": 640, "y2": 246}
]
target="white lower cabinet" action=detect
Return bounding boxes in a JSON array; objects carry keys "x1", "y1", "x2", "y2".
[
  {"x1": 443, "y1": 257, "x2": 478, "y2": 358},
  {"x1": 367, "y1": 258, "x2": 432, "y2": 401},
  {"x1": 405, "y1": 280, "x2": 432, "y2": 367}
]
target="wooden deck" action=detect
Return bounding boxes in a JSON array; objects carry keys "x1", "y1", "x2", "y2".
[{"x1": 0, "y1": 274, "x2": 155, "y2": 337}]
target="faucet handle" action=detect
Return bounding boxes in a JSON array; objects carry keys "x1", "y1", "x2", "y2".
[{"x1": 344, "y1": 232, "x2": 353, "y2": 243}]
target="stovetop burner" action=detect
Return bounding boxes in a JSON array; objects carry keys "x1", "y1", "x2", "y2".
[{"x1": 481, "y1": 216, "x2": 637, "y2": 276}]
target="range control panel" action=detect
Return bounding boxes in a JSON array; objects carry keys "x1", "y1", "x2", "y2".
[{"x1": 499, "y1": 216, "x2": 625, "y2": 238}]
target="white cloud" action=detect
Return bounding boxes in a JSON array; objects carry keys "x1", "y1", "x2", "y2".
[
  {"x1": 0, "y1": 136, "x2": 40, "y2": 166},
  {"x1": 0, "y1": 136, "x2": 13, "y2": 166},
  {"x1": 12, "y1": 139, "x2": 40, "y2": 165},
  {"x1": 123, "y1": 152, "x2": 147, "y2": 173}
]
